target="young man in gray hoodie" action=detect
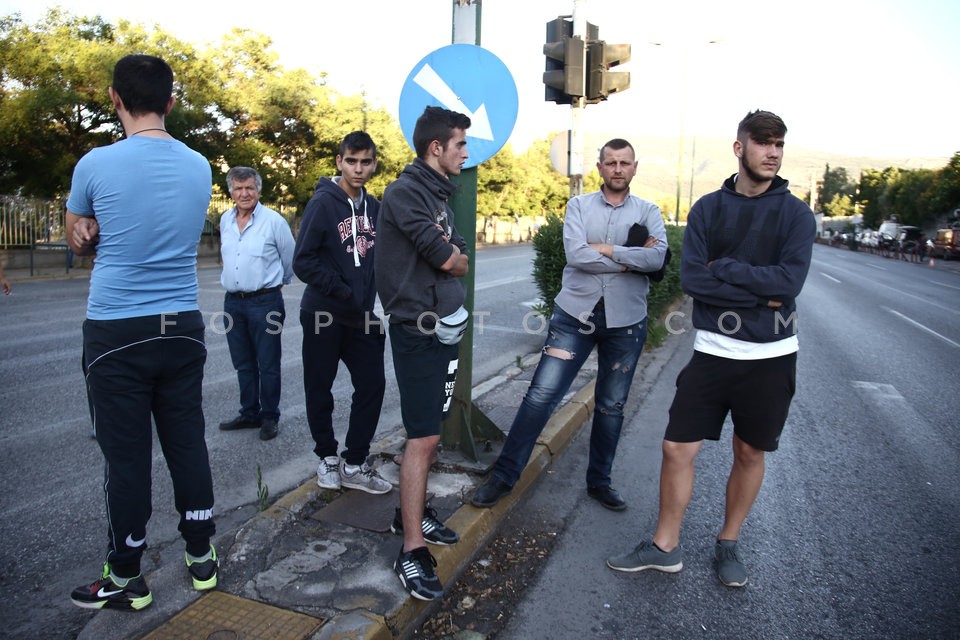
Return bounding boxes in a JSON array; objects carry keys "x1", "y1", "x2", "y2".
[{"x1": 376, "y1": 106, "x2": 470, "y2": 601}]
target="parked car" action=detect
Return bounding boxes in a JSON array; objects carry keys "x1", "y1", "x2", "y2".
[
  {"x1": 877, "y1": 219, "x2": 901, "y2": 252},
  {"x1": 929, "y1": 227, "x2": 960, "y2": 259},
  {"x1": 857, "y1": 229, "x2": 879, "y2": 251}
]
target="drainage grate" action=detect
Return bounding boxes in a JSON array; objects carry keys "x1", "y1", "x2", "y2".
[{"x1": 140, "y1": 591, "x2": 324, "y2": 640}]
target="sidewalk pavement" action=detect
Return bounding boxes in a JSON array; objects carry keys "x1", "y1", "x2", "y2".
[{"x1": 75, "y1": 342, "x2": 613, "y2": 640}]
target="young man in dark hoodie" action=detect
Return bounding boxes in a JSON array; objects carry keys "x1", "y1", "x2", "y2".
[
  {"x1": 376, "y1": 106, "x2": 470, "y2": 601},
  {"x1": 607, "y1": 110, "x2": 816, "y2": 587},
  {"x1": 294, "y1": 131, "x2": 392, "y2": 495}
]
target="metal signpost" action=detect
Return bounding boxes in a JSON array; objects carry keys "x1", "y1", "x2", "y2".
[{"x1": 398, "y1": 4, "x2": 519, "y2": 460}]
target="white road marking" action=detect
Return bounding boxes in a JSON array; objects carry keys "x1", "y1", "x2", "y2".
[{"x1": 883, "y1": 307, "x2": 960, "y2": 349}]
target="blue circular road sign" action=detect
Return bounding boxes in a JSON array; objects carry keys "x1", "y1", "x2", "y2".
[{"x1": 399, "y1": 44, "x2": 518, "y2": 169}]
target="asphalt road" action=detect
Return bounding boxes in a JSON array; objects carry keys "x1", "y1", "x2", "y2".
[
  {"x1": 0, "y1": 243, "x2": 544, "y2": 640},
  {"x1": 495, "y1": 243, "x2": 960, "y2": 640}
]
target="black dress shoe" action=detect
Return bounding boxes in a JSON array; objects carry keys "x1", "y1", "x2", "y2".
[
  {"x1": 219, "y1": 415, "x2": 261, "y2": 431},
  {"x1": 259, "y1": 418, "x2": 279, "y2": 441},
  {"x1": 587, "y1": 486, "x2": 627, "y2": 511},
  {"x1": 471, "y1": 477, "x2": 513, "y2": 508}
]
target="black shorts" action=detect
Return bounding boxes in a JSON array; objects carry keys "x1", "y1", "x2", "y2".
[
  {"x1": 664, "y1": 351, "x2": 797, "y2": 451},
  {"x1": 388, "y1": 323, "x2": 460, "y2": 439}
]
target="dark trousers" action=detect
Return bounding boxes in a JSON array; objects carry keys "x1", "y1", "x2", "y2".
[
  {"x1": 223, "y1": 290, "x2": 285, "y2": 420},
  {"x1": 83, "y1": 311, "x2": 215, "y2": 578},
  {"x1": 300, "y1": 310, "x2": 386, "y2": 465}
]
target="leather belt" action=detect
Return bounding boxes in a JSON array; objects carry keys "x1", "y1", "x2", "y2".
[{"x1": 228, "y1": 285, "x2": 281, "y2": 299}]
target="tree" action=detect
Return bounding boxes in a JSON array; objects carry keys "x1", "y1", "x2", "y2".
[
  {"x1": 858, "y1": 168, "x2": 888, "y2": 228},
  {"x1": 928, "y1": 152, "x2": 960, "y2": 217},
  {"x1": 477, "y1": 145, "x2": 520, "y2": 216},
  {"x1": 0, "y1": 9, "x2": 225, "y2": 198},
  {"x1": 512, "y1": 137, "x2": 568, "y2": 217},
  {"x1": 817, "y1": 164, "x2": 856, "y2": 215},
  {"x1": 0, "y1": 10, "x2": 412, "y2": 209},
  {"x1": 887, "y1": 169, "x2": 935, "y2": 226},
  {"x1": 0, "y1": 10, "x2": 119, "y2": 196},
  {"x1": 823, "y1": 193, "x2": 855, "y2": 218}
]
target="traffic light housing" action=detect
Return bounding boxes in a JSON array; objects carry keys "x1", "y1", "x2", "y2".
[
  {"x1": 586, "y1": 41, "x2": 631, "y2": 102},
  {"x1": 543, "y1": 17, "x2": 584, "y2": 104}
]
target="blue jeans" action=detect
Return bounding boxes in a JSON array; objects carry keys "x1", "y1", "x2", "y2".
[
  {"x1": 223, "y1": 290, "x2": 285, "y2": 420},
  {"x1": 492, "y1": 305, "x2": 647, "y2": 489}
]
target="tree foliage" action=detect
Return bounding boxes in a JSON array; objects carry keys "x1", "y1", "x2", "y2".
[
  {"x1": 816, "y1": 164, "x2": 856, "y2": 213},
  {"x1": 823, "y1": 193, "x2": 855, "y2": 218},
  {"x1": 856, "y1": 155, "x2": 959, "y2": 228},
  {"x1": 0, "y1": 9, "x2": 411, "y2": 207}
]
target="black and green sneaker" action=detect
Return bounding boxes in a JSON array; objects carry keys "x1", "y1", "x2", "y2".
[
  {"x1": 70, "y1": 564, "x2": 153, "y2": 611},
  {"x1": 186, "y1": 545, "x2": 219, "y2": 591}
]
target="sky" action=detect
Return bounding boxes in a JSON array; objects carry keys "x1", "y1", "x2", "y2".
[{"x1": 3, "y1": 0, "x2": 959, "y2": 162}]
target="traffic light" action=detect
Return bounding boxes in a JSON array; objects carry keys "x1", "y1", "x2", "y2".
[
  {"x1": 585, "y1": 41, "x2": 631, "y2": 102},
  {"x1": 543, "y1": 17, "x2": 584, "y2": 104}
]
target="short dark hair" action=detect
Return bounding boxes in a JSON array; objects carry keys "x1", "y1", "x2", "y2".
[
  {"x1": 112, "y1": 54, "x2": 174, "y2": 118},
  {"x1": 737, "y1": 110, "x2": 787, "y2": 144},
  {"x1": 339, "y1": 130, "x2": 377, "y2": 158},
  {"x1": 599, "y1": 138, "x2": 635, "y2": 163},
  {"x1": 412, "y1": 106, "x2": 471, "y2": 159}
]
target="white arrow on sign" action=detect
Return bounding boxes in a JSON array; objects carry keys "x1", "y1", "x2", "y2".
[{"x1": 413, "y1": 63, "x2": 494, "y2": 141}]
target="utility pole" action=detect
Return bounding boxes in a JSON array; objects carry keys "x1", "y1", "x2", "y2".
[
  {"x1": 543, "y1": 1, "x2": 630, "y2": 191},
  {"x1": 569, "y1": 0, "x2": 588, "y2": 196},
  {"x1": 441, "y1": 0, "x2": 502, "y2": 461}
]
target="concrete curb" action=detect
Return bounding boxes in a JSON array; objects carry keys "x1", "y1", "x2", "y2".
[{"x1": 226, "y1": 382, "x2": 597, "y2": 639}]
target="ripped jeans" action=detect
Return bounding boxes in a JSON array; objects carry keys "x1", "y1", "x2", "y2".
[{"x1": 492, "y1": 304, "x2": 647, "y2": 489}]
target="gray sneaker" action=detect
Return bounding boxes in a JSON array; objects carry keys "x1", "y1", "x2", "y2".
[
  {"x1": 339, "y1": 460, "x2": 393, "y2": 495},
  {"x1": 606, "y1": 539, "x2": 683, "y2": 573},
  {"x1": 317, "y1": 456, "x2": 341, "y2": 490},
  {"x1": 715, "y1": 539, "x2": 748, "y2": 587}
]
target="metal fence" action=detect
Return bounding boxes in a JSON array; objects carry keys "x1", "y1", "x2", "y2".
[
  {"x1": 0, "y1": 195, "x2": 67, "y2": 248},
  {"x1": 0, "y1": 193, "x2": 295, "y2": 249}
]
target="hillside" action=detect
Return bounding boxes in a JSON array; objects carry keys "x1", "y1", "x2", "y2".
[{"x1": 573, "y1": 132, "x2": 951, "y2": 209}]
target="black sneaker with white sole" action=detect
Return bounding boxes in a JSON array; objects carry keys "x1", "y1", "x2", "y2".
[
  {"x1": 390, "y1": 506, "x2": 460, "y2": 545},
  {"x1": 394, "y1": 546, "x2": 443, "y2": 601},
  {"x1": 70, "y1": 564, "x2": 153, "y2": 611}
]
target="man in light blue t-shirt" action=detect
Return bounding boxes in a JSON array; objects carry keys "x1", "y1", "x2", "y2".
[{"x1": 66, "y1": 54, "x2": 218, "y2": 612}]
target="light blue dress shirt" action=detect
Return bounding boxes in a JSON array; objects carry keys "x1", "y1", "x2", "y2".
[{"x1": 219, "y1": 202, "x2": 295, "y2": 293}]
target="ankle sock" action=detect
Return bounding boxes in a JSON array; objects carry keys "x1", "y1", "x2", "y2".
[{"x1": 186, "y1": 549, "x2": 212, "y2": 564}]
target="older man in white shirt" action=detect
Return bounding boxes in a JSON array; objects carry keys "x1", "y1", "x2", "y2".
[{"x1": 218, "y1": 166, "x2": 295, "y2": 441}]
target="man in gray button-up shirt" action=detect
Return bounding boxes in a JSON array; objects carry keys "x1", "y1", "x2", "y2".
[{"x1": 472, "y1": 138, "x2": 667, "y2": 512}]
